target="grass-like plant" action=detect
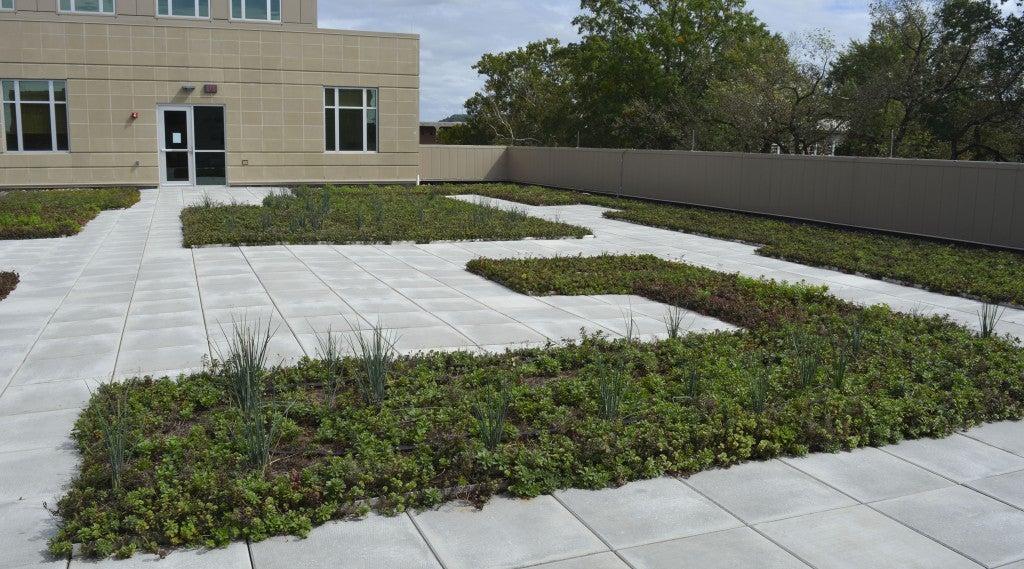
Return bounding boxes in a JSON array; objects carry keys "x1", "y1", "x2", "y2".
[
  {"x1": 830, "y1": 346, "x2": 849, "y2": 390},
  {"x1": 349, "y1": 322, "x2": 397, "y2": 406},
  {"x1": 88, "y1": 384, "x2": 132, "y2": 491},
  {"x1": 216, "y1": 319, "x2": 284, "y2": 473},
  {"x1": 474, "y1": 383, "x2": 512, "y2": 451},
  {"x1": 593, "y1": 349, "x2": 627, "y2": 421},
  {"x1": 747, "y1": 356, "x2": 770, "y2": 414},
  {"x1": 979, "y1": 302, "x2": 1006, "y2": 338},
  {"x1": 790, "y1": 330, "x2": 822, "y2": 389},
  {"x1": 684, "y1": 365, "x2": 701, "y2": 399},
  {"x1": 313, "y1": 327, "x2": 345, "y2": 407},
  {"x1": 848, "y1": 313, "x2": 867, "y2": 356},
  {"x1": 664, "y1": 304, "x2": 687, "y2": 339}
]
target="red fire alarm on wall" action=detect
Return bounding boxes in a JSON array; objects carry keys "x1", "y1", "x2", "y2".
[{"x1": 130, "y1": 112, "x2": 139, "y2": 120}]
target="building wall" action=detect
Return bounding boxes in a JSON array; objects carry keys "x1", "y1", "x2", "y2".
[
  {"x1": 0, "y1": 2, "x2": 420, "y2": 187},
  {"x1": 420, "y1": 145, "x2": 1024, "y2": 251}
]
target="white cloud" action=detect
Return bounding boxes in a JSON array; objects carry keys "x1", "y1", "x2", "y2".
[{"x1": 318, "y1": 1, "x2": 874, "y2": 121}]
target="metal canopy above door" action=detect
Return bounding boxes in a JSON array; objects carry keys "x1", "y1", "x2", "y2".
[{"x1": 157, "y1": 105, "x2": 226, "y2": 186}]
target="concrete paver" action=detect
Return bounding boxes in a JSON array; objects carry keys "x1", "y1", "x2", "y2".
[
  {"x1": 874, "y1": 486, "x2": 1024, "y2": 568},
  {"x1": 618, "y1": 527, "x2": 808, "y2": 569},
  {"x1": 555, "y1": 477, "x2": 741, "y2": 549},
  {"x1": 684, "y1": 460, "x2": 858, "y2": 524},
  {"x1": 411, "y1": 495, "x2": 607, "y2": 569},
  {"x1": 0, "y1": 187, "x2": 1022, "y2": 568},
  {"x1": 758, "y1": 505, "x2": 982, "y2": 569}
]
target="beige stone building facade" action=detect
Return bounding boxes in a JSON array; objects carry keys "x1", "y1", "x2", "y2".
[{"x1": 0, "y1": 0, "x2": 420, "y2": 187}]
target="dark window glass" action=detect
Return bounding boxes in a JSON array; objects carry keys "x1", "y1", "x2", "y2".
[
  {"x1": 20, "y1": 104, "x2": 53, "y2": 151},
  {"x1": 1, "y1": 80, "x2": 14, "y2": 101},
  {"x1": 339, "y1": 109, "x2": 363, "y2": 151},
  {"x1": 3, "y1": 103, "x2": 18, "y2": 151},
  {"x1": 195, "y1": 152, "x2": 226, "y2": 186},
  {"x1": 165, "y1": 151, "x2": 190, "y2": 182},
  {"x1": 158, "y1": 0, "x2": 168, "y2": 14},
  {"x1": 53, "y1": 81, "x2": 66, "y2": 102},
  {"x1": 231, "y1": 0, "x2": 242, "y2": 18},
  {"x1": 243, "y1": 0, "x2": 266, "y2": 20},
  {"x1": 325, "y1": 108, "x2": 335, "y2": 151},
  {"x1": 172, "y1": 0, "x2": 193, "y2": 16},
  {"x1": 366, "y1": 109, "x2": 377, "y2": 152},
  {"x1": 194, "y1": 106, "x2": 224, "y2": 150},
  {"x1": 325, "y1": 88, "x2": 334, "y2": 106},
  {"x1": 163, "y1": 110, "x2": 188, "y2": 149},
  {"x1": 199, "y1": 0, "x2": 208, "y2": 17},
  {"x1": 339, "y1": 89, "x2": 362, "y2": 107},
  {"x1": 19, "y1": 81, "x2": 51, "y2": 102},
  {"x1": 270, "y1": 0, "x2": 279, "y2": 20},
  {"x1": 55, "y1": 103, "x2": 69, "y2": 151}
]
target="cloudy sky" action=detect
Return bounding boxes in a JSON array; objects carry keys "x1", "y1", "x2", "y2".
[{"x1": 320, "y1": 1, "x2": 875, "y2": 121}]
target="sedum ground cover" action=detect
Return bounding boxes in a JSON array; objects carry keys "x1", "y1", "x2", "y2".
[
  {"x1": 0, "y1": 188, "x2": 140, "y2": 239},
  {"x1": 0, "y1": 271, "x2": 17, "y2": 301},
  {"x1": 180, "y1": 185, "x2": 589, "y2": 247},
  {"x1": 52, "y1": 255, "x2": 1024, "y2": 558},
  {"x1": 460, "y1": 184, "x2": 1024, "y2": 306}
]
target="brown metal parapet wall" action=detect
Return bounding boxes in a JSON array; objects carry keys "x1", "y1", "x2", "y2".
[{"x1": 420, "y1": 145, "x2": 1024, "y2": 251}]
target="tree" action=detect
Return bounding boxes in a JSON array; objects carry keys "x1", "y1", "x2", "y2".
[
  {"x1": 707, "y1": 31, "x2": 839, "y2": 153},
  {"x1": 830, "y1": 0, "x2": 1024, "y2": 160},
  {"x1": 460, "y1": 39, "x2": 578, "y2": 146}
]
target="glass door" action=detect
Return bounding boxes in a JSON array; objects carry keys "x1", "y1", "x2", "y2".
[{"x1": 157, "y1": 105, "x2": 226, "y2": 186}]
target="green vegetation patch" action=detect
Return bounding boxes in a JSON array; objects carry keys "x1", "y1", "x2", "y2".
[
  {"x1": 0, "y1": 271, "x2": 18, "y2": 301},
  {"x1": 179, "y1": 185, "x2": 589, "y2": 247},
  {"x1": 52, "y1": 254, "x2": 1024, "y2": 558},
  {"x1": 460, "y1": 184, "x2": 1024, "y2": 306},
  {"x1": 0, "y1": 188, "x2": 140, "y2": 240}
]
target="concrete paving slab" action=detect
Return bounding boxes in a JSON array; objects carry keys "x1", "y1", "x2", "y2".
[
  {"x1": 0, "y1": 409, "x2": 78, "y2": 453},
  {"x1": 71, "y1": 542, "x2": 252, "y2": 568},
  {"x1": 961, "y1": 421, "x2": 1024, "y2": 457},
  {"x1": 555, "y1": 477, "x2": 741, "y2": 549},
  {"x1": 618, "y1": 527, "x2": 808, "y2": 569},
  {"x1": 966, "y1": 470, "x2": 1024, "y2": 510},
  {"x1": 882, "y1": 434, "x2": 1024, "y2": 482},
  {"x1": 874, "y1": 486, "x2": 1024, "y2": 568},
  {"x1": 453, "y1": 323, "x2": 549, "y2": 346},
  {"x1": 13, "y1": 351, "x2": 119, "y2": 385},
  {"x1": 250, "y1": 514, "x2": 440, "y2": 569},
  {"x1": 758, "y1": 504, "x2": 980, "y2": 569},
  {"x1": 0, "y1": 499, "x2": 68, "y2": 569},
  {"x1": 684, "y1": 460, "x2": 857, "y2": 524},
  {"x1": 529, "y1": 552, "x2": 630, "y2": 569},
  {"x1": 393, "y1": 326, "x2": 475, "y2": 353},
  {"x1": 412, "y1": 495, "x2": 607, "y2": 569},
  {"x1": 781, "y1": 447, "x2": 953, "y2": 503},
  {"x1": 0, "y1": 447, "x2": 80, "y2": 502},
  {"x1": 0, "y1": 381, "x2": 90, "y2": 416}
]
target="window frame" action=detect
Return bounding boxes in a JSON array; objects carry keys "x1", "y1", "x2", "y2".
[
  {"x1": 58, "y1": 0, "x2": 116, "y2": 15},
  {"x1": 230, "y1": 0, "x2": 281, "y2": 22},
  {"x1": 156, "y1": 0, "x2": 210, "y2": 20},
  {"x1": 2, "y1": 79, "x2": 71, "y2": 154},
  {"x1": 0, "y1": 0, "x2": 13, "y2": 12},
  {"x1": 324, "y1": 87, "x2": 379, "y2": 154}
]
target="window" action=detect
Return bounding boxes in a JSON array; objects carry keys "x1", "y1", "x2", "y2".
[
  {"x1": 2, "y1": 80, "x2": 70, "y2": 152},
  {"x1": 0, "y1": 0, "x2": 13, "y2": 11},
  {"x1": 157, "y1": 0, "x2": 209, "y2": 18},
  {"x1": 58, "y1": 0, "x2": 115, "y2": 13},
  {"x1": 325, "y1": 88, "x2": 378, "y2": 153},
  {"x1": 231, "y1": 0, "x2": 280, "y2": 21}
]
